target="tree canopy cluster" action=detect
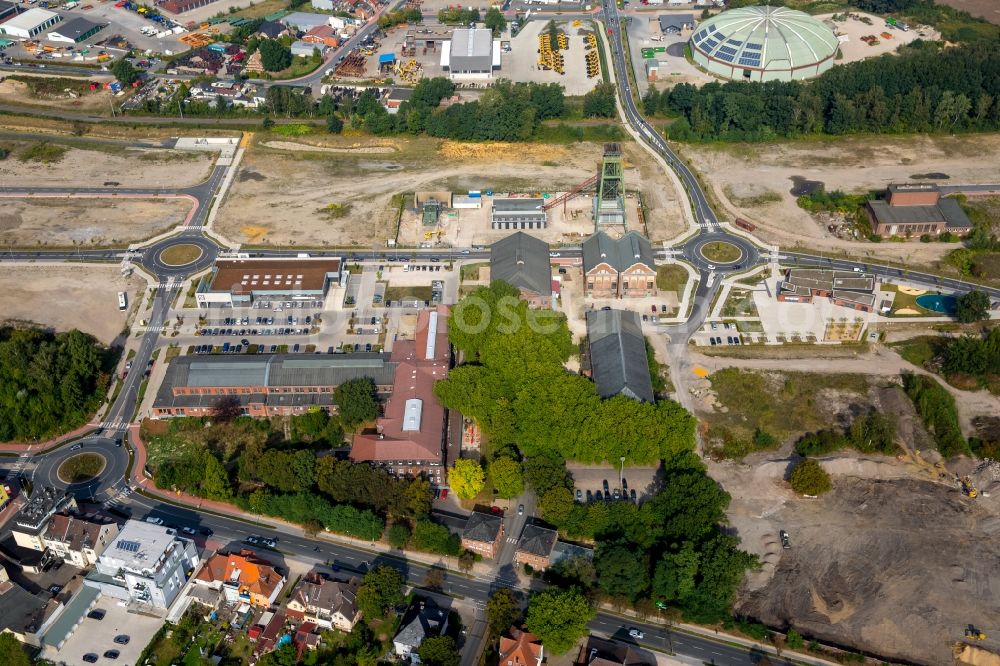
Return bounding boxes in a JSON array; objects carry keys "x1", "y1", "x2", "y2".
[
  {"x1": 937, "y1": 326, "x2": 1000, "y2": 390},
  {"x1": 434, "y1": 282, "x2": 696, "y2": 464},
  {"x1": 902, "y1": 372, "x2": 970, "y2": 457},
  {"x1": 956, "y1": 291, "x2": 992, "y2": 323},
  {"x1": 257, "y1": 39, "x2": 293, "y2": 72},
  {"x1": 538, "y1": 452, "x2": 756, "y2": 624},
  {"x1": 377, "y1": 7, "x2": 421, "y2": 30},
  {"x1": 794, "y1": 411, "x2": 898, "y2": 457},
  {"x1": 655, "y1": 42, "x2": 1000, "y2": 141},
  {"x1": 0, "y1": 327, "x2": 110, "y2": 441},
  {"x1": 788, "y1": 459, "x2": 832, "y2": 496},
  {"x1": 358, "y1": 78, "x2": 568, "y2": 141},
  {"x1": 143, "y1": 413, "x2": 461, "y2": 547}
]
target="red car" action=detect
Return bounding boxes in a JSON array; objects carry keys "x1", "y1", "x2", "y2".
[
  {"x1": 440, "y1": 489, "x2": 448, "y2": 500},
  {"x1": 115, "y1": 1, "x2": 126, "y2": 6},
  {"x1": 651, "y1": 305, "x2": 657, "y2": 312}
]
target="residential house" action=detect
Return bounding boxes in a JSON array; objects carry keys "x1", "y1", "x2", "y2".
[
  {"x1": 577, "y1": 636, "x2": 652, "y2": 666},
  {"x1": 302, "y1": 24, "x2": 340, "y2": 48},
  {"x1": 394, "y1": 600, "x2": 449, "y2": 661},
  {"x1": 489, "y1": 232, "x2": 553, "y2": 309},
  {"x1": 36, "y1": 512, "x2": 119, "y2": 567},
  {"x1": 500, "y1": 626, "x2": 544, "y2": 666},
  {"x1": 585, "y1": 309, "x2": 655, "y2": 403},
  {"x1": 257, "y1": 20, "x2": 286, "y2": 39},
  {"x1": 513, "y1": 524, "x2": 557, "y2": 570},
  {"x1": 461, "y1": 509, "x2": 504, "y2": 559},
  {"x1": 286, "y1": 575, "x2": 360, "y2": 632},
  {"x1": 351, "y1": 306, "x2": 451, "y2": 487},
  {"x1": 194, "y1": 549, "x2": 286, "y2": 607},
  {"x1": 582, "y1": 231, "x2": 657, "y2": 299}
]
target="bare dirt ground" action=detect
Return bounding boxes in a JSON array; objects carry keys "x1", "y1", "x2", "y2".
[
  {"x1": 937, "y1": 0, "x2": 1000, "y2": 24},
  {"x1": 679, "y1": 134, "x2": 1000, "y2": 262},
  {"x1": 0, "y1": 197, "x2": 191, "y2": 246},
  {"x1": 824, "y1": 12, "x2": 936, "y2": 64},
  {"x1": 215, "y1": 135, "x2": 685, "y2": 247},
  {"x1": 0, "y1": 78, "x2": 117, "y2": 113},
  {"x1": 0, "y1": 143, "x2": 214, "y2": 189},
  {"x1": 0, "y1": 265, "x2": 143, "y2": 344}
]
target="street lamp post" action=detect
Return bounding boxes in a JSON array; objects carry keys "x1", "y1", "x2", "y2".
[{"x1": 619, "y1": 456, "x2": 625, "y2": 489}]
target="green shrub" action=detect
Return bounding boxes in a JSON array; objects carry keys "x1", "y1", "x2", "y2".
[{"x1": 789, "y1": 459, "x2": 832, "y2": 496}]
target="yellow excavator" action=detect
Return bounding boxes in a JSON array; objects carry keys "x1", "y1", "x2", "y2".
[
  {"x1": 966, "y1": 625, "x2": 987, "y2": 641},
  {"x1": 961, "y1": 476, "x2": 978, "y2": 499}
]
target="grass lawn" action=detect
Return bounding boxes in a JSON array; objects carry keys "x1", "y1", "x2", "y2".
[
  {"x1": 385, "y1": 285, "x2": 433, "y2": 302},
  {"x1": 270, "y1": 56, "x2": 324, "y2": 81},
  {"x1": 720, "y1": 289, "x2": 758, "y2": 317},
  {"x1": 705, "y1": 368, "x2": 872, "y2": 447},
  {"x1": 57, "y1": 453, "x2": 105, "y2": 483},
  {"x1": 159, "y1": 243, "x2": 204, "y2": 266},
  {"x1": 882, "y1": 284, "x2": 941, "y2": 316},
  {"x1": 460, "y1": 262, "x2": 489, "y2": 281},
  {"x1": 891, "y1": 336, "x2": 942, "y2": 367},
  {"x1": 656, "y1": 264, "x2": 688, "y2": 293},
  {"x1": 699, "y1": 241, "x2": 742, "y2": 264},
  {"x1": 19, "y1": 142, "x2": 67, "y2": 164}
]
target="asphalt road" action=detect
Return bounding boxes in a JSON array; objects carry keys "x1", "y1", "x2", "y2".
[{"x1": 30, "y1": 437, "x2": 129, "y2": 503}]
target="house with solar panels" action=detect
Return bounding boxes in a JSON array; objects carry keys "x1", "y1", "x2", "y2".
[
  {"x1": 690, "y1": 6, "x2": 839, "y2": 82},
  {"x1": 87, "y1": 520, "x2": 201, "y2": 610}
]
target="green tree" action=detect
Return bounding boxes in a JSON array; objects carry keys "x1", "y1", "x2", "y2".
[
  {"x1": 583, "y1": 82, "x2": 617, "y2": 118},
  {"x1": 788, "y1": 459, "x2": 832, "y2": 496},
  {"x1": 538, "y1": 486, "x2": 574, "y2": 526},
  {"x1": 417, "y1": 636, "x2": 461, "y2": 666},
  {"x1": 0, "y1": 633, "x2": 33, "y2": 666},
  {"x1": 357, "y1": 565, "x2": 404, "y2": 618},
  {"x1": 523, "y1": 450, "x2": 570, "y2": 495},
  {"x1": 484, "y1": 7, "x2": 506, "y2": 36},
  {"x1": 326, "y1": 114, "x2": 344, "y2": 134},
  {"x1": 450, "y1": 459, "x2": 485, "y2": 500},
  {"x1": 334, "y1": 377, "x2": 379, "y2": 429},
  {"x1": 786, "y1": 628, "x2": 804, "y2": 649},
  {"x1": 485, "y1": 588, "x2": 521, "y2": 637},
  {"x1": 258, "y1": 39, "x2": 292, "y2": 71},
  {"x1": 202, "y1": 453, "x2": 232, "y2": 500},
  {"x1": 489, "y1": 456, "x2": 524, "y2": 499},
  {"x1": 525, "y1": 588, "x2": 595, "y2": 655},
  {"x1": 653, "y1": 542, "x2": 699, "y2": 603},
  {"x1": 956, "y1": 290, "x2": 990, "y2": 323},
  {"x1": 110, "y1": 58, "x2": 139, "y2": 85},
  {"x1": 594, "y1": 541, "x2": 649, "y2": 600},
  {"x1": 387, "y1": 522, "x2": 411, "y2": 549}
]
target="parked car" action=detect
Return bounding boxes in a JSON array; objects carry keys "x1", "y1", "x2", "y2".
[
  {"x1": 82, "y1": 655, "x2": 99, "y2": 663},
  {"x1": 113, "y1": 635, "x2": 130, "y2": 645},
  {"x1": 440, "y1": 489, "x2": 449, "y2": 499},
  {"x1": 602, "y1": 479, "x2": 610, "y2": 492},
  {"x1": 87, "y1": 609, "x2": 106, "y2": 621},
  {"x1": 780, "y1": 530, "x2": 791, "y2": 549},
  {"x1": 103, "y1": 650, "x2": 120, "y2": 660},
  {"x1": 517, "y1": 504, "x2": 524, "y2": 515},
  {"x1": 576, "y1": 489, "x2": 582, "y2": 500}
]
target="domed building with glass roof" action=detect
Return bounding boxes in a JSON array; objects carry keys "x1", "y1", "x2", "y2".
[{"x1": 690, "y1": 6, "x2": 840, "y2": 82}]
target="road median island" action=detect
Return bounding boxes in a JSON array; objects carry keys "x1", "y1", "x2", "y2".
[{"x1": 57, "y1": 452, "x2": 106, "y2": 484}]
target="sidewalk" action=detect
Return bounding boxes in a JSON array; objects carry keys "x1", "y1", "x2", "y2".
[
  {"x1": 127, "y1": 424, "x2": 499, "y2": 579},
  {"x1": 0, "y1": 422, "x2": 98, "y2": 454}
]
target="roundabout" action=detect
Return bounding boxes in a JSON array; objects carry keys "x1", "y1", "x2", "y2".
[
  {"x1": 683, "y1": 233, "x2": 760, "y2": 273},
  {"x1": 57, "y1": 452, "x2": 106, "y2": 484},
  {"x1": 32, "y1": 436, "x2": 130, "y2": 501},
  {"x1": 699, "y1": 241, "x2": 743, "y2": 265},
  {"x1": 142, "y1": 234, "x2": 219, "y2": 279}
]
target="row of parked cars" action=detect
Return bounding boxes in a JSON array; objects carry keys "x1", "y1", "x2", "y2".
[
  {"x1": 199, "y1": 327, "x2": 311, "y2": 337},
  {"x1": 708, "y1": 335, "x2": 741, "y2": 346},
  {"x1": 577, "y1": 478, "x2": 638, "y2": 503}
]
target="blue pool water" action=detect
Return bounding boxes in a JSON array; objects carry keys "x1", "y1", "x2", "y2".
[{"x1": 915, "y1": 294, "x2": 958, "y2": 314}]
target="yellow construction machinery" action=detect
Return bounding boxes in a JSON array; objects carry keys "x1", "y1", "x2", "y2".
[
  {"x1": 966, "y1": 626, "x2": 987, "y2": 641},
  {"x1": 961, "y1": 476, "x2": 978, "y2": 498},
  {"x1": 393, "y1": 58, "x2": 422, "y2": 84}
]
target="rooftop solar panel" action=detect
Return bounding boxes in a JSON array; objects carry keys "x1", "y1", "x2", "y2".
[
  {"x1": 117, "y1": 540, "x2": 141, "y2": 553},
  {"x1": 704, "y1": 38, "x2": 718, "y2": 49},
  {"x1": 717, "y1": 52, "x2": 735, "y2": 63},
  {"x1": 745, "y1": 42, "x2": 762, "y2": 50}
]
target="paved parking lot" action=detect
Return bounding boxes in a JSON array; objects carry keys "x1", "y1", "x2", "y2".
[
  {"x1": 41, "y1": 597, "x2": 164, "y2": 666},
  {"x1": 72, "y1": 4, "x2": 189, "y2": 55},
  {"x1": 567, "y1": 464, "x2": 659, "y2": 503}
]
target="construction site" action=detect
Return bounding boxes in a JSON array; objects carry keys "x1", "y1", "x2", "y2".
[{"x1": 396, "y1": 144, "x2": 641, "y2": 247}]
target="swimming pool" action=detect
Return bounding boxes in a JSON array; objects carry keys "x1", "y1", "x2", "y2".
[{"x1": 915, "y1": 294, "x2": 958, "y2": 314}]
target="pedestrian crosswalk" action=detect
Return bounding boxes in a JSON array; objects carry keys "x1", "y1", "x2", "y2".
[
  {"x1": 157, "y1": 278, "x2": 177, "y2": 290},
  {"x1": 100, "y1": 421, "x2": 129, "y2": 432}
]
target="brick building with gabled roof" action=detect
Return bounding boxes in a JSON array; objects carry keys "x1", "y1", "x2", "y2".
[
  {"x1": 582, "y1": 231, "x2": 657, "y2": 299},
  {"x1": 461, "y1": 509, "x2": 504, "y2": 559},
  {"x1": 350, "y1": 306, "x2": 451, "y2": 487},
  {"x1": 500, "y1": 626, "x2": 544, "y2": 666}
]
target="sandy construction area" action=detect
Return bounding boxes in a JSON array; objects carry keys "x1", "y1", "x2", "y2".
[
  {"x1": 679, "y1": 133, "x2": 1000, "y2": 261},
  {"x1": 0, "y1": 197, "x2": 192, "y2": 247},
  {"x1": 0, "y1": 265, "x2": 144, "y2": 344},
  {"x1": 215, "y1": 136, "x2": 686, "y2": 247},
  {"x1": 937, "y1": 0, "x2": 1000, "y2": 24},
  {"x1": 0, "y1": 143, "x2": 214, "y2": 189},
  {"x1": 0, "y1": 78, "x2": 115, "y2": 113}
]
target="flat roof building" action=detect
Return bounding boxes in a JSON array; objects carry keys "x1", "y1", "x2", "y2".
[
  {"x1": 87, "y1": 520, "x2": 200, "y2": 610},
  {"x1": 491, "y1": 198, "x2": 547, "y2": 230},
  {"x1": 866, "y1": 184, "x2": 972, "y2": 239},
  {"x1": 0, "y1": 8, "x2": 61, "y2": 38},
  {"x1": 196, "y1": 256, "x2": 345, "y2": 308},
  {"x1": 281, "y1": 11, "x2": 331, "y2": 31},
  {"x1": 441, "y1": 28, "x2": 499, "y2": 79},
  {"x1": 776, "y1": 269, "x2": 877, "y2": 312},
  {"x1": 152, "y1": 353, "x2": 395, "y2": 418},
  {"x1": 47, "y1": 17, "x2": 104, "y2": 43},
  {"x1": 586, "y1": 309, "x2": 655, "y2": 403},
  {"x1": 658, "y1": 13, "x2": 695, "y2": 34},
  {"x1": 351, "y1": 306, "x2": 451, "y2": 487},
  {"x1": 13, "y1": 487, "x2": 76, "y2": 536},
  {"x1": 490, "y1": 232, "x2": 553, "y2": 308}
]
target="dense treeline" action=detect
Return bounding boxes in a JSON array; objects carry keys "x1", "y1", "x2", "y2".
[
  {"x1": 433, "y1": 282, "x2": 696, "y2": 464},
  {"x1": 0, "y1": 327, "x2": 111, "y2": 441},
  {"x1": 358, "y1": 78, "x2": 569, "y2": 141},
  {"x1": 144, "y1": 415, "x2": 458, "y2": 552},
  {"x1": 902, "y1": 373, "x2": 969, "y2": 457},
  {"x1": 940, "y1": 327, "x2": 1000, "y2": 384},
  {"x1": 650, "y1": 42, "x2": 1000, "y2": 141}
]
